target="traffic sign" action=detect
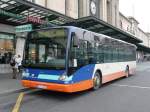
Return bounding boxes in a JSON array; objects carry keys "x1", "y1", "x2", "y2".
[{"x1": 15, "y1": 24, "x2": 32, "y2": 33}]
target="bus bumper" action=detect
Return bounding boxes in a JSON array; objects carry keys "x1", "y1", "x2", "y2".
[{"x1": 22, "y1": 80, "x2": 93, "y2": 93}]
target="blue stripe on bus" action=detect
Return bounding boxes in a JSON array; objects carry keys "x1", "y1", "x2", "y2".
[
  {"x1": 22, "y1": 68, "x2": 73, "y2": 84},
  {"x1": 22, "y1": 64, "x2": 95, "y2": 84},
  {"x1": 24, "y1": 68, "x2": 65, "y2": 75}
]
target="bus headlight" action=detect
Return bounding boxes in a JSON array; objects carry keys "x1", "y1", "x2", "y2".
[
  {"x1": 22, "y1": 71, "x2": 29, "y2": 77},
  {"x1": 59, "y1": 72, "x2": 67, "y2": 81},
  {"x1": 59, "y1": 75, "x2": 67, "y2": 81},
  {"x1": 22, "y1": 69, "x2": 29, "y2": 78}
]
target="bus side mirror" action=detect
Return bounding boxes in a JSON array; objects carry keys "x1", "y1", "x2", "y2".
[{"x1": 72, "y1": 32, "x2": 78, "y2": 47}]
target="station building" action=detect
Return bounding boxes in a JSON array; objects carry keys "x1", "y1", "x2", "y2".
[
  {"x1": 27, "y1": 0, "x2": 120, "y2": 27},
  {"x1": 0, "y1": 0, "x2": 149, "y2": 73},
  {"x1": 119, "y1": 12, "x2": 150, "y2": 61}
]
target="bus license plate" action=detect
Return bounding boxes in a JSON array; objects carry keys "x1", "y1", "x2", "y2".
[{"x1": 37, "y1": 85, "x2": 47, "y2": 89}]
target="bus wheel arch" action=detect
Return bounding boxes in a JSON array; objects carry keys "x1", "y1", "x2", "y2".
[
  {"x1": 96, "y1": 69, "x2": 102, "y2": 79},
  {"x1": 92, "y1": 69, "x2": 102, "y2": 90}
]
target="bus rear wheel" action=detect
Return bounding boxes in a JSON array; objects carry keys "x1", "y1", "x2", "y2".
[{"x1": 93, "y1": 72, "x2": 101, "y2": 90}]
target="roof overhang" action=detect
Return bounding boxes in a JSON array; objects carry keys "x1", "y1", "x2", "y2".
[
  {"x1": 64, "y1": 16, "x2": 142, "y2": 44},
  {"x1": 0, "y1": 0, "x2": 74, "y2": 27},
  {"x1": 136, "y1": 44, "x2": 150, "y2": 53}
]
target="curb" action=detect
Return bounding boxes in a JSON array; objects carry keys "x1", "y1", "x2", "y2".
[{"x1": 0, "y1": 88, "x2": 30, "y2": 97}]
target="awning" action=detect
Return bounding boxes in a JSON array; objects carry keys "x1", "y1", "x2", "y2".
[
  {"x1": 0, "y1": 0, "x2": 74, "y2": 27},
  {"x1": 136, "y1": 44, "x2": 150, "y2": 53},
  {"x1": 64, "y1": 16, "x2": 142, "y2": 44}
]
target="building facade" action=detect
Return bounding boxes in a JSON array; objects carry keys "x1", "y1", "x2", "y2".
[
  {"x1": 28, "y1": 0, "x2": 119, "y2": 27},
  {"x1": 119, "y1": 12, "x2": 150, "y2": 48},
  {"x1": 0, "y1": 23, "x2": 15, "y2": 62},
  {"x1": 119, "y1": 12, "x2": 150, "y2": 61},
  {"x1": 0, "y1": 23, "x2": 15, "y2": 73}
]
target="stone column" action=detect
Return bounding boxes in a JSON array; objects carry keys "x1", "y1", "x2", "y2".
[
  {"x1": 106, "y1": 0, "x2": 119, "y2": 27},
  {"x1": 107, "y1": 0, "x2": 112, "y2": 24},
  {"x1": 15, "y1": 32, "x2": 27, "y2": 60},
  {"x1": 78, "y1": 0, "x2": 90, "y2": 18},
  {"x1": 65, "y1": 0, "x2": 79, "y2": 19},
  {"x1": 100, "y1": 0, "x2": 107, "y2": 21},
  {"x1": 15, "y1": 37, "x2": 25, "y2": 60},
  {"x1": 46, "y1": 0, "x2": 66, "y2": 15}
]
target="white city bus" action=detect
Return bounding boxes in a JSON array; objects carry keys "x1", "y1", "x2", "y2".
[{"x1": 22, "y1": 26, "x2": 136, "y2": 92}]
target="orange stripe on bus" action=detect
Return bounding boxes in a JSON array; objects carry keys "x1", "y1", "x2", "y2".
[
  {"x1": 102, "y1": 71, "x2": 125, "y2": 83},
  {"x1": 102, "y1": 68, "x2": 136, "y2": 83},
  {"x1": 22, "y1": 79, "x2": 93, "y2": 93}
]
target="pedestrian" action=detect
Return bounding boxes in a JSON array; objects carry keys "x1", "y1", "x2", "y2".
[
  {"x1": 16, "y1": 54, "x2": 22, "y2": 73},
  {"x1": 13, "y1": 54, "x2": 22, "y2": 79},
  {"x1": 10, "y1": 55, "x2": 16, "y2": 79}
]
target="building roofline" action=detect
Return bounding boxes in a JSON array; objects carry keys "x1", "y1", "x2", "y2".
[
  {"x1": 128, "y1": 16, "x2": 139, "y2": 24},
  {"x1": 119, "y1": 12, "x2": 132, "y2": 23},
  {"x1": 138, "y1": 27, "x2": 149, "y2": 37}
]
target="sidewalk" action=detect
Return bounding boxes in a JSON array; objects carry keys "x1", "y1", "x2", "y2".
[{"x1": 0, "y1": 73, "x2": 28, "y2": 95}]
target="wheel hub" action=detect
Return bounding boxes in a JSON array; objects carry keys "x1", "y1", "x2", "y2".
[{"x1": 94, "y1": 76, "x2": 100, "y2": 87}]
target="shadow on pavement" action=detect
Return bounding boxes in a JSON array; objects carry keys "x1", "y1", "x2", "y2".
[{"x1": 24, "y1": 88, "x2": 94, "y2": 102}]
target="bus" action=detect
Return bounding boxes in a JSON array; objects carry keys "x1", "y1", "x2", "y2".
[{"x1": 22, "y1": 26, "x2": 136, "y2": 93}]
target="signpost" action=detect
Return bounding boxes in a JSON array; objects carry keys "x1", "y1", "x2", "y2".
[
  {"x1": 15, "y1": 24, "x2": 32, "y2": 38},
  {"x1": 15, "y1": 24, "x2": 32, "y2": 33}
]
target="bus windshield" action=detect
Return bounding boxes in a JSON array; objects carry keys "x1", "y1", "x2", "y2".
[{"x1": 24, "y1": 28, "x2": 68, "y2": 69}]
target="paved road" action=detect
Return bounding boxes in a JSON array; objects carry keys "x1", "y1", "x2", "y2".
[{"x1": 1, "y1": 62, "x2": 150, "y2": 112}]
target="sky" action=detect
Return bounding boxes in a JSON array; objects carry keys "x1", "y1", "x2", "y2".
[{"x1": 119, "y1": 0, "x2": 150, "y2": 32}]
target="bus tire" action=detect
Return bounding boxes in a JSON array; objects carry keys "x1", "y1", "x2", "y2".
[
  {"x1": 125, "y1": 66, "x2": 129, "y2": 78},
  {"x1": 93, "y1": 71, "x2": 101, "y2": 90}
]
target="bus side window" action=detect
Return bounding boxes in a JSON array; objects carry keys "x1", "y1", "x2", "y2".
[
  {"x1": 70, "y1": 39, "x2": 88, "y2": 67},
  {"x1": 87, "y1": 41, "x2": 95, "y2": 64},
  {"x1": 78, "y1": 40, "x2": 88, "y2": 66}
]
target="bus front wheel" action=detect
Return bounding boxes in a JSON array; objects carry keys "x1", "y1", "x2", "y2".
[{"x1": 93, "y1": 72, "x2": 101, "y2": 90}]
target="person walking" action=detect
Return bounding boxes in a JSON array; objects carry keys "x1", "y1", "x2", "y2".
[
  {"x1": 16, "y1": 55, "x2": 22, "y2": 73},
  {"x1": 10, "y1": 55, "x2": 16, "y2": 78},
  {"x1": 13, "y1": 54, "x2": 22, "y2": 79}
]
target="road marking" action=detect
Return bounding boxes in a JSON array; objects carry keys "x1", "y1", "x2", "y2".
[
  {"x1": 112, "y1": 84, "x2": 150, "y2": 90},
  {"x1": 12, "y1": 92, "x2": 24, "y2": 112}
]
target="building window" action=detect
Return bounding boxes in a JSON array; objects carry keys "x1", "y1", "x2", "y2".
[{"x1": 0, "y1": 33, "x2": 15, "y2": 64}]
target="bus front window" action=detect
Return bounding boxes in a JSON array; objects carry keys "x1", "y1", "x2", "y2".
[{"x1": 25, "y1": 28, "x2": 68, "y2": 69}]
